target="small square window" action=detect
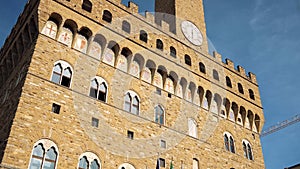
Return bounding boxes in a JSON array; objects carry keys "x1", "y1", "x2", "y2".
[
  {"x1": 156, "y1": 88, "x2": 161, "y2": 95},
  {"x1": 92, "y1": 117, "x2": 99, "y2": 127},
  {"x1": 168, "y1": 93, "x2": 172, "y2": 98},
  {"x1": 160, "y1": 140, "x2": 166, "y2": 149},
  {"x1": 159, "y1": 158, "x2": 166, "y2": 167},
  {"x1": 127, "y1": 130, "x2": 134, "y2": 139},
  {"x1": 52, "y1": 103, "x2": 60, "y2": 114}
]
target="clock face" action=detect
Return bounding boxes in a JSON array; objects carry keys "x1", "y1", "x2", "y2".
[{"x1": 181, "y1": 21, "x2": 203, "y2": 46}]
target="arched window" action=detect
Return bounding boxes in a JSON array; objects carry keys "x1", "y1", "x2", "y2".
[
  {"x1": 188, "y1": 118, "x2": 197, "y2": 138},
  {"x1": 192, "y1": 158, "x2": 199, "y2": 169},
  {"x1": 249, "y1": 89, "x2": 255, "y2": 100},
  {"x1": 118, "y1": 163, "x2": 135, "y2": 169},
  {"x1": 154, "y1": 105, "x2": 165, "y2": 125},
  {"x1": 185, "y1": 55, "x2": 191, "y2": 66},
  {"x1": 42, "y1": 21, "x2": 58, "y2": 39},
  {"x1": 242, "y1": 140, "x2": 253, "y2": 160},
  {"x1": 156, "y1": 39, "x2": 163, "y2": 50},
  {"x1": 199, "y1": 62, "x2": 206, "y2": 74},
  {"x1": 229, "y1": 136, "x2": 235, "y2": 153},
  {"x1": 213, "y1": 69, "x2": 219, "y2": 81},
  {"x1": 58, "y1": 19, "x2": 77, "y2": 47},
  {"x1": 79, "y1": 156, "x2": 89, "y2": 169},
  {"x1": 139, "y1": 30, "x2": 148, "y2": 43},
  {"x1": 124, "y1": 91, "x2": 140, "y2": 115},
  {"x1": 102, "y1": 10, "x2": 112, "y2": 23},
  {"x1": 122, "y1": 20, "x2": 131, "y2": 33},
  {"x1": 224, "y1": 132, "x2": 235, "y2": 153},
  {"x1": 75, "y1": 27, "x2": 92, "y2": 53},
  {"x1": 28, "y1": 139, "x2": 58, "y2": 169},
  {"x1": 42, "y1": 13, "x2": 62, "y2": 40},
  {"x1": 224, "y1": 134, "x2": 229, "y2": 151},
  {"x1": 170, "y1": 46, "x2": 176, "y2": 58},
  {"x1": 89, "y1": 77, "x2": 108, "y2": 102},
  {"x1": 82, "y1": 0, "x2": 92, "y2": 12},
  {"x1": 29, "y1": 144, "x2": 44, "y2": 168},
  {"x1": 226, "y1": 76, "x2": 232, "y2": 88},
  {"x1": 238, "y1": 83, "x2": 244, "y2": 94},
  {"x1": 78, "y1": 152, "x2": 101, "y2": 169},
  {"x1": 51, "y1": 61, "x2": 73, "y2": 88},
  {"x1": 90, "y1": 159, "x2": 100, "y2": 169}
]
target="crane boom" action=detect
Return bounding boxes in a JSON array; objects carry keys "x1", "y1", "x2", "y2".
[{"x1": 260, "y1": 114, "x2": 300, "y2": 137}]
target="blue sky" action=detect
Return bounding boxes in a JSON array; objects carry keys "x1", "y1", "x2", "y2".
[{"x1": 1, "y1": 0, "x2": 299, "y2": 168}]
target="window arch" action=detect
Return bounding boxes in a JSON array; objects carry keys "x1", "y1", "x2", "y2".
[
  {"x1": 156, "y1": 39, "x2": 163, "y2": 50},
  {"x1": 78, "y1": 152, "x2": 101, "y2": 169},
  {"x1": 42, "y1": 13, "x2": 62, "y2": 39},
  {"x1": 58, "y1": 19, "x2": 77, "y2": 47},
  {"x1": 242, "y1": 140, "x2": 253, "y2": 160},
  {"x1": 118, "y1": 163, "x2": 135, "y2": 169},
  {"x1": 124, "y1": 91, "x2": 140, "y2": 115},
  {"x1": 193, "y1": 158, "x2": 199, "y2": 169},
  {"x1": 170, "y1": 46, "x2": 176, "y2": 58},
  {"x1": 188, "y1": 118, "x2": 197, "y2": 138},
  {"x1": 213, "y1": 69, "x2": 219, "y2": 81},
  {"x1": 102, "y1": 10, "x2": 112, "y2": 23},
  {"x1": 224, "y1": 132, "x2": 235, "y2": 153},
  {"x1": 79, "y1": 156, "x2": 89, "y2": 169},
  {"x1": 154, "y1": 105, "x2": 165, "y2": 125},
  {"x1": 89, "y1": 77, "x2": 108, "y2": 102},
  {"x1": 199, "y1": 62, "x2": 206, "y2": 74},
  {"x1": 42, "y1": 21, "x2": 58, "y2": 39},
  {"x1": 51, "y1": 60, "x2": 73, "y2": 88},
  {"x1": 238, "y1": 83, "x2": 244, "y2": 94},
  {"x1": 249, "y1": 89, "x2": 255, "y2": 100},
  {"x1": 82, "y1": 0, "x2": 92, "y2": 12},
  {"x1": 139, "y1": 30, "x2": 148, "y2": 43},
  {"x1": 185, "y1": 55, "x2": 192, "y2": 66},
  {"x1": 75, "y1": 27, "x2": 92, "y2": 53},
  {"x1": 122, "y1": 20, "x2": 131, "y2": 33},
  {"x1": 226, "y1": 76, "x2": 232, "y2": 88},
  {"x1": 28, "y1": 139, "x2": 59, "y2": 169}
]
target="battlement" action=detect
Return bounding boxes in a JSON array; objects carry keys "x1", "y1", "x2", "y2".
[
  {"x1": 213, "y1": 52, "x2": 257, "y2": 84},
  {"x1": 116, "y1": 1, "x2": 258, "y2": 84}
]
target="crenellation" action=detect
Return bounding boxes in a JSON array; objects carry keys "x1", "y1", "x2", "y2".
[
  {"x1": 144, "y1": 11, "x2": 155, "y2": 25},
  {"x1": 127, "y1": 1, "x2": 139, "y2": 14},
  {"x1": 161, "y1": 20, "x2": 170, "y2": 33},
  {"x1": 248, "y1": 72, "x2": 257, "y2": 84},
  {"x1": 213, "y1": 51, "x2": 222, "y2": 62},
  {"x1": 225, "y1": 58, "x2": 235, "y2": 69},
  {"x1": 237, "y1": 65, "x2": 246, "y2": 77}
]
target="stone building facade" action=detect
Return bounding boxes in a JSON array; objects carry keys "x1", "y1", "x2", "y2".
[{"x1": 0, "y1": 0, "x2": 265, "y2": 168}]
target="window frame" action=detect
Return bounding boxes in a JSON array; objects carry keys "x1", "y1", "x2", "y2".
[
  {"x1": 82, "y1": 0, "x2": 92, "y2": 12},
  {"x1": 154, "y1": 105, "x2": 165, "y2": 125},
  {"x1": 50, "y1": 60, "x2": 73, "y2": 88},
  {"x1": 89, "y1": 77, "x2": 108, "y2": 103},
  {"x1": 170, "y1": 46, "x2": 176, "y2": 58},
  {"x1": 156, "y1": 39, "x2": 164, "y2": 51},
  {"x1": 123, "y1": 91, "x2": 140, "y2": 115},
  {"x1": 223, "y1": 132, "x2": 235, "y2": 153},
  {"x1": 122, "y1": 20, "x2": 131, "y2": 33},
  {"x1": 78, "y1": 152, "x2": 101, "y2": 169},
  {"x1": 185, "y1": 54, "x2": 192, "y2": 66},
  {"x1": 102, "y1": 10, "x2": 112, "y2": 23},
  {"x1": 213, "y1": 69, "x2": 219, "y2": 81},
  {"x1": 28, "y1": 139, "x2": 59, "y2": 169},
  {"x1": 139, "y1": 30, "x2": 148, "y2": 43},
  {"x1": 199, "y1": 62, "x2": 206, "y2": 74}
]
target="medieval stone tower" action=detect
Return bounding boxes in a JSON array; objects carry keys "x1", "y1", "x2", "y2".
[{"x1": 0, "y1": 0, "x2": 265, "y2": 168}]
